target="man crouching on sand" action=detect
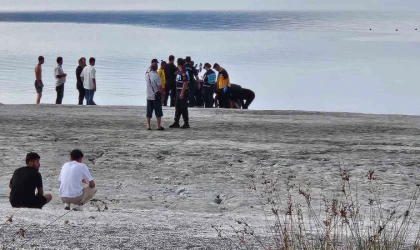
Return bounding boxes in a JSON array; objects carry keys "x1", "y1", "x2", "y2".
[
  {"x1": 9, "y1": 152, "x2": 52, "y2": 209},
  {"x1": 58, "y1": 149, "x2": 97, "y2": 211}
]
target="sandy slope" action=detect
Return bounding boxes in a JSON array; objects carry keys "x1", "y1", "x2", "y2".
[{"x1": 0, "y1": 105, "x2": 419, "y2": 249}]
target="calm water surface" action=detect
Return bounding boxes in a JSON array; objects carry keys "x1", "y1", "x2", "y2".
[{"x1": 0, "y1": 11, "x2": 420, "y2": 114}]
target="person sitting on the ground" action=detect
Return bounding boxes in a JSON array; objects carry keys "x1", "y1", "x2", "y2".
[
  {"x1": 9, "y1": 152, "x2": 52, "y2": 209},
  {"x1": 58, "y1": 149, "x2": 97, "y2": 211}
]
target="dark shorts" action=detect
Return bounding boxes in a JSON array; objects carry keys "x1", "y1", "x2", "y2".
[
  {"x1": 10, "y1": 196, "x2": 48, "y2": 209},
  {"x1": 34, "y1": 80, "x2": 43, "y2": 93},
  {"x1": 146, "y1": 99, "x2": 163, "y2": 118}
]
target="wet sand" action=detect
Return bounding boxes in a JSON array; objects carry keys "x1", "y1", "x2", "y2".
[{"x1": 0, "y1": 105, "x2": 419, "y2": 249}]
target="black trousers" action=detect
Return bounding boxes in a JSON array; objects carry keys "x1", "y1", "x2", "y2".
[
  {"x1": 174, "y1": 90, "x2": 189, "y2": 124},
  {"x1": 164, "y1": 82, "x2": 176, "y2": 107},
  {"x1": 218, "y1": 90, "x2": 229, "y2": 108},
  {"x1": 56, "y1": 84, "x2": 65, "y2": 104},
  {"x1": 242, "y1": 92, "x2": 255, "y2": 109},
  {"x1": 203, "y1": 90, "x2": 214, "y2": 108},
  {"x1": 188, "y1": 81, "x2": 196, "y2": 107},
  {"x1": 77, "y1": 86, "x2": 85, "y2": 105}
]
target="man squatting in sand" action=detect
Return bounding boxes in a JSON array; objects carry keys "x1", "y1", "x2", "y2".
[
  {"x1": 9, "y1": 152, "x2": 52, "y2": 209},
  {"x1": 59, "y1": 149, "x2": 97, "y2": 211}
]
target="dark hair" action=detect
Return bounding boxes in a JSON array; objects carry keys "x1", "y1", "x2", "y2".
[
  {"x1": 38, "y1": 56, "x2": 44, "y2": 62},
  {"x1": 213, "y1": 63, "x2": 220, "y2": 69},
  {"x1": 161, "y1": 60, "x2": 167, "y2": 65},
  {"x1": 70, "y1": 149, "x2": 84, "y2": 161},
  {"x1": 169, "y1": 55, "x2": 175, "y2": 62},
  {"x1": 26, "y1": 152, "x2": 40, "y2": 164},
  {"x1": 78, "y1": 57, "x2": 86, "y2": 67},
  {"x1": 177, "y1": 58, "x2": 185, "y2": 66},
  {"x1": 151, "y1": 63, "x2": 158, "y2": 71},
  {"x1": 204, "y1": 63, "x2": 211, "y2": 68},
  {"x1": 185, "y1": 56, "x2": 191, "y2": 63},
  {"x1": 57, "y1": 57, "x2": 63, "y2": 64},
  {"x1": 151, "y1": 59, "x2": 159, "y2": 64},
  {"x1": 89, "y1": 57, "x2": 96, "y2": 64}
]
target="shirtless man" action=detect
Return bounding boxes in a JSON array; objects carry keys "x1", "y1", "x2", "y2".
[{"x1": 34, "y1": 56, "x2": 44, "y2": 104}]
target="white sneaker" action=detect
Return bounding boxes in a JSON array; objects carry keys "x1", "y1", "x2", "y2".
[
  {"x1": 64, "y1": 203, "x2": 70, "y2": 210},
  {"x1": 72, "y1": 205, "x2": 84, "y2": 211}
]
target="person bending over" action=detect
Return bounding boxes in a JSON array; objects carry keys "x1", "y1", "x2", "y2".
[
  {"x1": 9, "y1": 152, "x2": 52, "y2": 209},
  {"x1": 239, "y1": 88, "x2": 255, "y2": 109},
  {"x1": 58, "y1": 149, "x2": 97, "y2": 211}
]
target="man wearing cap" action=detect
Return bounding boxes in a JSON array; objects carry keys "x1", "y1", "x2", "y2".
[
  {"x1": 169, "y1": 58, "x2": 190, "y2": 129},
  {"x1": 146, "y1": 59, "x2": 159, "y2": 75},
  {"x1": 202, "y1": 63, "x2": 217, "y2": 108},
  {"x1": 213, "y1": 63, "x2": 231, "y2": 108}
]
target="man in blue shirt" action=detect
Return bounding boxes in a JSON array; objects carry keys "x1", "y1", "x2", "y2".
[{"x1": 202, "y1": 63, "x2": 217, "y2": 108}]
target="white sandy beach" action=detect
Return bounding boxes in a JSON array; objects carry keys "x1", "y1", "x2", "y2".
[{"x1": 0, "y1": 104, "x2": 419, "y2": 249}]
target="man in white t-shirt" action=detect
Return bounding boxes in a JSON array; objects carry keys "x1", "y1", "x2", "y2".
[
  {"x1": 58, "y1": 149, "x2": 97, "y2": 211},
  {"x1": 80, "y1": 57, "x2": 97, "y2": 105},
  {"x1": 54, "y1": 57, "x2": 67, "y2": 104}
]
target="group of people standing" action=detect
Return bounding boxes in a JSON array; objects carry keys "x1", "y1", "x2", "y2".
[
  {"x1": 145, "y1": 55, "x2": 256, "y2": 130},
  {"x1": 34, "y1": 56, "x2": 97, "y2": 105}
]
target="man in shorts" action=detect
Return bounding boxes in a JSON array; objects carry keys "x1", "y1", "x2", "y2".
[
  {"x1": 9, "y1": 152, "x2": 52, "y2": 209},
  {"x1": 145, "y1": 63, "x2": 164, "y2": 130},
  {"x1": 34, "y1": 56, "x2": 44, "y2": 104}
]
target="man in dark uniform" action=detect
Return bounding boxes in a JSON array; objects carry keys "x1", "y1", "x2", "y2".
[
  {"x1": 202, "y1": 63, "x2": 217, "y2": 108},
  {"x1": 164, "y1": 55, "x2": 178, "y2": 107},
  {"x1": 169, "y1": 58, "x2": 190, "y2": 129},
  {"x1": 184, "y1": 57, "x2": 200, "y2": 107}
]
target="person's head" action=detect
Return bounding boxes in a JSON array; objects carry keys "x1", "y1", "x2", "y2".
[
  {"x1": 38, "y1": 56, "x2": 44, "y2": 65},
  {"x1": 26, "y1": 152, "x2": 41, "y2": 169},
  {"x1": 204, "y1": 63, "x2": 211, "y2": 70},
  {"x1": 177, "y1": 58, "x2": 185, "y2": 68},
  {"x1": 89, "y1": 57, "x2": 96, "y2": 66},
  {"x1": 213, "y1": 63, "x2": 221, "y2": 71},
  {"x1": 70, "y1": 149, "x2": 84, "y2": 163},
  {"x1": 151, "y1": 58, "x2": 159, "y2": 66},
  {"x1": 78, "y1": 57, "x2": 86, "y2": 67},
  {"x1": 185, "y1": 56, "x2": 192, "y2": 64},
  {"x1": 168, "y1": 55, "x2": 175, "y2": 63},
  {"x1": 160, "y1": 61, "x2": 167, "y2": 69},
  {"x1": 150, "y1": 63, "x2": 158, "y2": 71},
  {"x1": 57, "y1": 57, "x2": 63, "y2": 65}
]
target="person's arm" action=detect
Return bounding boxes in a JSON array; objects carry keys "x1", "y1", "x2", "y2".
[
  {"x1": 9, "y1": 178, "x2": 12, "y2": 189},
  {"x1": 83, "y1": 166, "x2": 95, "y2": 188},
  {"x1": 80, "y1": 68, "x2": 85, "y2": 83},
  {"x1": 36, "y1": 173, "x2": 44, "y2": 196},
  {"x1": 180, "y1": 73, "x2": 188, "y2": 99},
  {"x1": 92, "y1": 68, "x2": 97, "y2": 91}
]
